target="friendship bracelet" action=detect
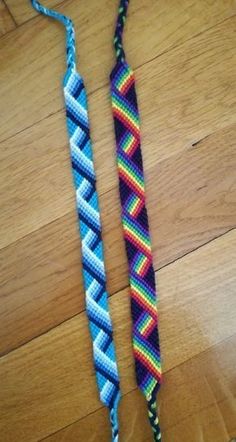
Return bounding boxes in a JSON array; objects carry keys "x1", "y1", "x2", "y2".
[
  {"x1": 110, "y1": 1, "x2": 162, "y2": 440},
  {"x1": 30, "y1": 2, "x2": 121, "y2": 440}
]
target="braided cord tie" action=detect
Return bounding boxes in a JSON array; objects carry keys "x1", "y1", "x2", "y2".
[
  {"x1": 114, "y1": 0, "x2": 129, "y2": 62},
  {"x1": 31, "y1": 2, "x2": 120, "y2": 440},
  {"x1": 110, "y1": 0, "x2": 162, "y2": 440}
]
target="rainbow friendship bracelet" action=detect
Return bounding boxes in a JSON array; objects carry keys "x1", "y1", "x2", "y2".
[{"x1": 110, "y1": 0, "x2": 162, "y2": 440}]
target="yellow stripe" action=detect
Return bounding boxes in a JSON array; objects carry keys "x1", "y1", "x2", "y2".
[
  {"x1": 113, "y1": 102, "x2": 140, "y2": 132},
  {"x1": 124, "y1": 224, "x2": 151, "y2": 253},
  {"x1": 119, "y1": 162, "x2": 144, "y2": 194}
]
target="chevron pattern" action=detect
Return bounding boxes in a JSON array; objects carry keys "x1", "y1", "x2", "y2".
[
  {"x1": 64, "y1": 70, "x2": 120, "y2": 440},
  {"x1": 110, "y1": 60, "x2": 162, "y2": 440}
]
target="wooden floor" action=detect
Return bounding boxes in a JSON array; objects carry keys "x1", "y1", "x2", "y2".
[{"x1": 0, "y1": 0, "x2": 236, "y2": 441}]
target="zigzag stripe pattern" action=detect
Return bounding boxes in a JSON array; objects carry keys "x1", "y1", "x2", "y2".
[
  {"x1": 111, "y1": 59, "x2": 162, "y2": 442},
  {"x1": 111, "y1": 1, "x2": 162, "y2": 440},
  {"x1": 30, "y1": 2, "x2": 120, "y2": 441},
  {"x1": 110, "y1": 57, "x2": 162, "y2": 397},
  {"x1": 64, "y1": 70, "x2": 120, "y2": 440}
]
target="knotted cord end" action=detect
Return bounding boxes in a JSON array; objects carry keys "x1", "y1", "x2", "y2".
[
  {"x1": 146, "y1": 391, "x2": 162, "y2": 441},
  {"x1": 113, "y1": 0, "x2": 130, "y2": 63},
  {"x1": 109, "y1": 394, "x2": 120, "y2": 442},
  {"x1": 30, "y1": 0, "x2": 76, "y2": 72}
]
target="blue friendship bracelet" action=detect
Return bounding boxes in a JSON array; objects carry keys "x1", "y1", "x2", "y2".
[{"x1": 30, "y1": 2, "x2": 121, "y2": 440}]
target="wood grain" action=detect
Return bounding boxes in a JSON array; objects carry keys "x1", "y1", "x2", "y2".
[
  {"x1": 1, "y1": 18, "x2": 236, "y2": 248},
  {"x1": 5, "y1": 0, "x2": 236, "y2": 31},
  {"x1": 43, "y1": 335, "x2": 236, "y2": 442},
  {"x1": 0, "y1": 0, "x2": 15, "y2": 35},
  {"x1": 0, "y1": 230, "x2": 236, "y2": 441},
  {"x1": 4, "y1": 0, "x2": 62, "y2": 25},
  {"x1": 1, "y1": 2, "x2": 236, "y2": 441},
  {"x1": 0, "y1": 2, "x2": 235, "y2": 142},
  {"x1": 1, "y1": 124, "x2": 236, "y2": 355}
]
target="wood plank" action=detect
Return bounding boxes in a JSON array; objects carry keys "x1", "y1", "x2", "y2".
[
  {"x1": 42, "y1": 335, "x2": 236, "y2": 442},
  {"x1": 5, "y1": 0, "x2": 235, "y2": 27},
  {"x1": 1, "y1": 124, "x2": 236, "y2": 355},
  {"x1": 0, "y1": 0, "x2": 15, "y2": 36},
  {"x1": 0, "y1": 111, "x2": 73, "y2": 248},
  {"x1": 4, "y1": 0, "x2": 62, "y2": 25},
  {"x1": 148, "y1": 124, "x2": 236, "y2": 267},
  {"x1": 0, "y1": 231, "x2": 236, "y2": 441},
  {"x1": 1, "y1": 17, "x2": 236, "y2": 248},
  {"x1": 0, "y1": 1, "x2": 235, "y2": 142}
]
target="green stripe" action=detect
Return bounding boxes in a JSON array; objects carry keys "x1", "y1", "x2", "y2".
[
  {"x1": 136, "y1": 254, "x2": 146, "y2": 271},
  {"x1": 134, "y1": 337, "x2": 161, "y2": 369},
  {"x1": 116, "y1": 70, "x2": 130, "y2": 89},
  {"x1": 144, "y1": 376, "x2": 157, "y2": 394},
  {"x1": 113, "y1": 94, "x2": 139, "y2": 125},
  {"x1": 117, "y1": 71, "x2": 129, "y2": 88},
  {"x1": 123, "y1": 217, "x2": 150, "y2": 247},
  {"x1": 118, "y1": 156, "x2": 144, "y2": 188},
  {"x1": 131, "y1": 278, "x2": 156, "y2": 306},
  {"x1": 139, "y1": 315, "x2": 150, "y2": 331}
]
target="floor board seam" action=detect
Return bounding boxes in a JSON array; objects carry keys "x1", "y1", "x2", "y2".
[
  {"x1": 0, "y1": 12, "x2": 235, "y2": 142},
  {"x1": 37, "y1": 333, "x2": 236, "y2": 441},
  {"x1": 0, "y1": 227, "x2": 235, "y2": 359},
  {"x1": 2, "y1": 0, "x2": 17, "y2": 27},
  {"x1": 1, "y1": 117, "x2": 236, "y2": 252},
  {"x1": 136, "y1": 14, "x2": 236, "y2": 73}
]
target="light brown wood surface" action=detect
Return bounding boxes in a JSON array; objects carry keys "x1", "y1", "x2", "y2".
[
  {"x1": 0, "y1": 0, "x2": 15, "y2": 35},
  {"x1": 0, "y1": 1, "x2": 236, "y2": 441}
]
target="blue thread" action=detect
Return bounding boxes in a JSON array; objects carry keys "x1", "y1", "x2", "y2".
[
  {"x1": 30, "y1": 2, "x2": 121, "y2": 440},
  {"x1": 31, "y1": 0, "x2": 76, "y2": 71}
]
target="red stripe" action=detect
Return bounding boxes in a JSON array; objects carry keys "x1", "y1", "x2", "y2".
[
  {"x1": 125, "y1": 138, "x2": 139, "y2": 156},
  {"x1": 118, "y1": 168, "x2": 144, "y2": 198},
  {"x1": 131, "y1": 288, "x2": 157, "y2": 317},
  {"x1": 124, "y1": 229, "x2": 151, "y2": 257},
  {"x1": 142, "y1": 318, "x2": 157, "y2": 337},
  {"x1": 138, "y1": 258, "x2": 150, "y2": 277},
  {"x1": 120, "y1": 75, "x2": 134, "y2": 94},
  {"x1": 134, "y1": 348, "x2": 161, "y2": 379},
  {"x1": 113, "y1": 107, "x2": 139, "y2": 138},
  {"x1": 130, "y1": 198, "x2": 144, "y2": 217}
]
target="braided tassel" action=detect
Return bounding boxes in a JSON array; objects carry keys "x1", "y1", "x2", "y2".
[
  {"x1": 110, "y1": 1, "x2": 162, "y2": 440},
  {"x1": 31, "y1": 2, "x2": 120, "y2": 440},
  {"x1": 147, "y1": 392, "x2": 162, "y2": 441}
]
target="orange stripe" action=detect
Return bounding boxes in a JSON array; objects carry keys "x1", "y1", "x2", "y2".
[
  {"x1": 142, "y1": 318, "x2": 156, "y2": 336},
  {"x1": 134, "y1": 347, "x2": 161, "y2": 379},
  {"x1": 113, "y1": 105, "x2": 139, "y2": 136},
  {"x1": 115, "y1": 104, "x2": 139, "y2": 131},
  {"x1": 119, "y1": 75, "x2": 134, "y2": 94},
  {"x1": 124, "y1": 136, "x2": 137, "y2": 155},
  {"x1": 119, "y1": 165, "x2": 144, "y2": 194},
  {"x1": 131, "y1": 287, "x2": 157, "y2": 317},
  {"x1": 124, "y1": 228, "x2": 151, "y2": 257},
  {"x1": 139, "y1": 257, "x2": 149, "y2": 275}
]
